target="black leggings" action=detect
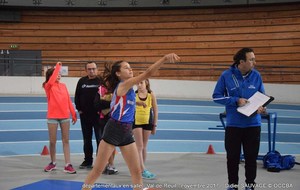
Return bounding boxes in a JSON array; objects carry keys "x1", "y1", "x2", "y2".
[{"x1": 225, "y1": 126, "x2": 261, "y2": 187}]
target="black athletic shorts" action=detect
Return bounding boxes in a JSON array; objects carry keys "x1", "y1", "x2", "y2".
[
  {"x1": 102, "y1": 118, "x2": 135, "y2": 146},
  {"x1": 132, "y1": 124, "x2": 153, "y2": 131}
]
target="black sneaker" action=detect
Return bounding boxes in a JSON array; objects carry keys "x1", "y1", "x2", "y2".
[
  {"x1": 79, "y1": 161, "x2": 93, "y2": 169},
  {"x1": 245, "y1": 185, "x2": 255, "y2": 190},
  {"x1": 102, "y1": 164, "x2": 118, "y2": 175},
  {"x1": 227, "y1": 184, "x2": 238, "y2": 190}
]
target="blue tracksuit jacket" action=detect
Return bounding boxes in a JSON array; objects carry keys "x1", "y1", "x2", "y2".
[{"x1": 212, "y1": 65, "x2": 265, "y2": 128}]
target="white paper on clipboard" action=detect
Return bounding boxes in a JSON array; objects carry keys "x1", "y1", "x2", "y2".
[{"x1": 237, "y1": 91, "x2": 274, "y2": 117}]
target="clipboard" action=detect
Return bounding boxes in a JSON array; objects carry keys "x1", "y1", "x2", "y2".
[{"x1": 237, "y1": 91, "x2": 274, "y2": 117}]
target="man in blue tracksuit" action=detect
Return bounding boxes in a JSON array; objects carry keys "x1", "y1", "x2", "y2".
[{"x1": 212, "y1": 48, "x2": 267, "y2": 190}]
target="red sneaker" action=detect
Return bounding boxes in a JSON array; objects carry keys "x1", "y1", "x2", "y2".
[
  {"x1": 64, "y1": 164, "x2": 76, "y2": 174},
  {"x1": 44, "y1": 162, "x2": 56, "y2": 172}
]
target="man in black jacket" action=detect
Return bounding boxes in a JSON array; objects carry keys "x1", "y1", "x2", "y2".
[{"x1": 75, "y1": 62, "x2": 101, "y2": 169}]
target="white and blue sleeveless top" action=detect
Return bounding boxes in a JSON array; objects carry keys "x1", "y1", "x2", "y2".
[{"x1": 110, "y1": 83, "x2": 136, "y2": 123}]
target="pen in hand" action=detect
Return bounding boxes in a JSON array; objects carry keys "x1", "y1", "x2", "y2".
[{"x1": 238, "y1": 98, "x2": 249, "y2": 107}]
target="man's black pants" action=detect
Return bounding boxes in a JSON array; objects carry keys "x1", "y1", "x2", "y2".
[{"x1": 225, "y1": 126, "x2": 261, "y2": 187}]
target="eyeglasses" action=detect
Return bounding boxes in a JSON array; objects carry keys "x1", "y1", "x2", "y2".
[
  {"x1": 87, "y1": 68, "x2": 97, "y2": 71},
  {"x1": 247, "y1": 58, "x2": 256, "y2": 62}
]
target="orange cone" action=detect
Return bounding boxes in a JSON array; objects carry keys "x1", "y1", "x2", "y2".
[
  {"x1": 41, "y1": 145, "x2": 49, "y2": 156},
  {"x1": 206, "y1": 144, "x2": 216, "y2": 154}
]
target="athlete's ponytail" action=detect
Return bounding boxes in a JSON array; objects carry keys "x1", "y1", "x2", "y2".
[{"x1": 103, "y1": 61, "x2": 123, "y2": 93}]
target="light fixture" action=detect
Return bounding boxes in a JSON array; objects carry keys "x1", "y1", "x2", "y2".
[
  {"x1": 129, "y1": 0, "x2": 138, "y2": 6},
  {"x1": 192, "y1": 0, "x2": 201, "y2": 4},
  {"x1": 161, "y1": 0, "x2": 169, "y2": 5}
]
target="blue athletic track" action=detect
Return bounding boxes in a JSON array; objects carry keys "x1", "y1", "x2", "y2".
[
  {"x1": 11, "y1": 179, "x2": 132, "y2": 190},
  {"x1": 0, "y1": 96, "x2": 300, "y2": 157}
]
